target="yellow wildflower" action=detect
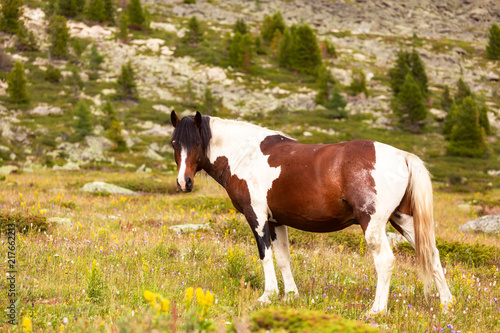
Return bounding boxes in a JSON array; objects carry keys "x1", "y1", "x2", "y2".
[
  {"x1": 144, "y1": 290, "x2": 156, "y2": 302},
  {"x1": 204, "y1": 290, "x2": 214, "y2": 307},
  {"x1": 196, "y1": 287, "x2": 204, "y2": 305},
  {"x1": 22, "y1": 317, "x2": 32, "y2": 332},
  {"x1": 161, "y1": 299, "x2": 170, "y2": 313},
  {"x1": 185, "y1": 287, "x2": 194, "y2": 302}
]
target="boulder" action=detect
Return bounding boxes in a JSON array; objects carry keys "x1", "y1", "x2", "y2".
[
  {"x1": 145, "y1": 148, "x2": 165, "y2": 161},
  {"x1": 53, "y1": 161, "x2": 80, "y2": 171},
  {"x1": 81, "y1": 181, "x2": 137, "y2": 195},
  {"x1": 459, "y1": 215, "x2": 500, "y2": 235},
  {"x1": 29, "y1": 104, "x2": 63, "y2": 116},
  {"x1": 48, "y1": 217, "x2": 73, "y2": 226},
  {"x1": 169, "y1": 223, "x2": 212, "y2": 233},
  {"x1": 0, "y1": 165, "x2": 18, "y2": 175}
]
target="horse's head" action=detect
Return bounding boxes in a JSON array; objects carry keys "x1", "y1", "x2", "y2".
[{"x1": 170, "y1": 111, "x2": 210, "y2": 192}]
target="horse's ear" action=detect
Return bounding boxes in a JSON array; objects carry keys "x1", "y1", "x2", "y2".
[
  {"x1": 194, "y1": 111, "x2": 202, "y2": 131},
  {"x1": 171, "y1": 110, "x2": 179, "y2": 128}
]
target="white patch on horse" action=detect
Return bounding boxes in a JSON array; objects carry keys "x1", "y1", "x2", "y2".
[
  {"x1": 364, "y1": 142, "x2": 409, "y2": 313},
  {"x1": 208, "y1": 117, "x2": 282, "y2": 237},
  {"x1": 259, "y1": 247, "x2": 279, "y2": 302},
  {"x1": 177, "y1": 148, "x2": 188, "y2": 189}
]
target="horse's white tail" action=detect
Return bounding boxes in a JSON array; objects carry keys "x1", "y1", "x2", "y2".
[{"x1": 406, "y1": 154, "x2": 436, "y2": 296}]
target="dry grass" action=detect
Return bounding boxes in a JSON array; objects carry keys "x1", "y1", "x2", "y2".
[{"x1": 0, "y1": 171, "x2": 498, "y2": 332}]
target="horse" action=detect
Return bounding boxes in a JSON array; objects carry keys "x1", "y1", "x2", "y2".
[{"x1": 170, "y1": 111, "x2": 453, "y2": 314}]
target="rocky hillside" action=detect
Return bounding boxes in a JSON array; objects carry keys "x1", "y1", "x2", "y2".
[{"x1": 0, "y1": 0, "x2": 499, "y2": 185}]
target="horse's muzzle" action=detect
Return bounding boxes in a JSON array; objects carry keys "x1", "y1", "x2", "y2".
[{"x1": 177, "y1": 178, "x2": 193, "y2": 192}]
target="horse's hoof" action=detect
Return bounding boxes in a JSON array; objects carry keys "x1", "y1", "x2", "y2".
[
  {"x1": 367, "y1": 308, "x2": 386, "y2": 316},
  {"x1": 258, "y1": 295, "x2": 271, "y2": 303}
]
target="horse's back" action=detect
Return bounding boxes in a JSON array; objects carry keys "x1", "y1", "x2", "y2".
[{"x1": 264, "y1": 137, "x2": 409, "y2": 232}]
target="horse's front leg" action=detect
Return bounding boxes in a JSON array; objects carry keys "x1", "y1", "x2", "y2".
[
  {"x1": 269, "y1": 224, "x2": 299, "y2": 299},
  {"x1": 244, "y1": 209, "x2": 279, "y2": 303}
]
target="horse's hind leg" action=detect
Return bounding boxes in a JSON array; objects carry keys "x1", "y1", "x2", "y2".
[
  {"x1": 359, "y1": 210, "x2": 395, "y2": 314},
  {"x1": 270, "y1": 224, "x2": 298, "y2": 298},
  {"x1": 390, "y1": 211, "x2": 452, "y2": 307}
]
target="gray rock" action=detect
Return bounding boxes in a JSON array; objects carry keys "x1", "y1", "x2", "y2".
[
  {"x1": 145, "y1": 148, "x2": 164, "y2": 161},
  {"x1": 136, "y1": 164, "x2": 152, "y2": 174},
  {"x1": 459, "y1": 215, "x2": 500, "y2": 235},
  {"x1": 53, "y1": 161, "x2": 80, "y2": 171},
  {"x1": 48, "y1": 217, "x2": 73, "y2": 226},
  {"x1": 169, "y1": 223, "x2": 212, "y2": 233},
  {"x1": 81, "y1": 181, "x2": 137, "y2": 195},
  {"x1": 29, "y1": 104, "x2": 63, "y2": 116},
  {"x1": 0, "y1": 165, "x2": 18, "y2": 175}
]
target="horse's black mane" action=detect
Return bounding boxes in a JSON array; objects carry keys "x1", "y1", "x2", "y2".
[{"x1": 172, "y1": 115, "x2": 212, "y2": 152}]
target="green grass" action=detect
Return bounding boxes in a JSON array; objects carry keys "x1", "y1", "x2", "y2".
[{"x1": 0, "y1": 171, "x2": 498, "y2": 332}]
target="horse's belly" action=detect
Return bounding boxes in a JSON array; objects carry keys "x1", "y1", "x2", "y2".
[{"x1": 272, "y1": 213, "x2": 356, "y2": 233}]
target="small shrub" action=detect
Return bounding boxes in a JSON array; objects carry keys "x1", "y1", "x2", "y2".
[
  {"x1": 58, "y1": 0, "x2": 84, "y2": 18},
  {"x1": 228, "y1": 32, "x2": 253, "y2": 71},
  {"x1": 486, "y1": 23, "x2": 500, "y2": 60},
  {"x1": 348, "y1": 69, "x2": 368, "y2": 96},
  {"x1": 455, "y1": 77, "x2": 471, "y2": 105},
  {"x1": 396, "y1": 237, "x2": 497, "y2": 266},
  {"x1": 15, "y1": 24, "x2": 38, "y2": 52},
  {"x1": 260, "y1": 11, "x2": 285, "y2": 43},
  {"x1": 320, "y1": 40, "x2": 336, "y2": 58},
  {"x1": 446, "y1": 96, "x2": 486, "y2": 157},
  {"x1": 392, "y1": 72, "x2": 427, "y2": 132},
  {"x1": 202, "y1": 86, "x2": 221, "y2": 115},
  {"x1": 86, "y1": 0, "x2": 106, "y2": 23},
  {"x1": 117, "y1": 13, "x2": 129, "y2": 42},
  {"x1": 107, "y1": 120, "x2": 127, "y2": 152},
  {"x1": 87, "y1": 259, "x2": 107, "y2": 304},
  {"x1": 247, "y1": 307, "x2": 380, "y2": 332},
  {"x1": 183, "y1": 16, "x2": 203, "y2": 45},
  {"x1": 44, "y1": 64, "x2": 61, "y2": 82},
  {"x1": 1, "y1": 0, "x2": 23, "y2": 34},
  {"x1": 0, "y1": 213, "x2": 48, "y2": 234},
  {"x1": 48, "y1": 15, "x2": 69, "y2": 59},
  {"x1": 127, "y1": 0, "x2": 145, "y2": 29},
  {"x1": 183, "y1": 0, "x2": 196, "y2": 3},
  {"x1": 441, "y1": 85, "x2": 452, "y2": 112},
  {"x1": 7, "y1": 61, "x2": 29, "y2": 104},
  {"x1": 115, "y1": 61, "x2": 139, "y2": 101},
  {"x1": 0, "y1": 46, "x2": 12, "y2": 71},
  {"x1": 74, "y1": 100, "x2": 93, "y2": 140},
  {"x1": 88, "y1": 44, "x2": 104, "y2": 80},
  {"x1": 234, "y1": 18, "x2": 247, "y2": 35},
  {"x1": 288, "y1": 24, "x2": 322, "y2": 75}
]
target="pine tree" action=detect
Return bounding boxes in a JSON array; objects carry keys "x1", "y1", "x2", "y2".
[
  {"x1": 269, "y1": 29, "x2": 282, "y2": 58},
  {"x1": 107, "y1": 120, "x2": 127, "y2": 151},
  {"x1": 115, "y1": 61, "x2": 138, "y2": 101},
  {"x1": 446, "y1": 97, "x2": 486, "y2": 158},
  {"x1": 184, "y1": 16, "x2": 203, "y2": 45},
  {"x1": 254, "y1": 35, "x2": 265, "y2": 55},
  {"x1": 88, "y1": 44, "x2": 104, "y2": 80},
  {"x1": 486, "y1": 23, "x2": 500, "y2": 60},
  {"x1": 1, "y1": 0, "x2": 23, "y2": 34},
  {"x1": 74, "y1": 100, "x2": 93, "y2": 140},
  {"x1": 261, "y1": 11, "x2": 285, "y2": 43},
  {"x1": 388, "y1": 49, "x2": 428, "y2": 98},
  {"x1": 117, "y1": 13, "x2": 129, "y2": 42},
  {"x1": 315, "y1": 64, "x2": 335, "y2": 105},
  {"x1": 455, "y1": 78, "x2": 471, "y2": 105},
  {"x1": 127, "y1": 0, "x2": 144, "y2": 28},
  {"x1": 478, "y1": 103, "x2": 491, "y2": 136},
  {"x1": 442, "y1": 102, "x2": 457, "y2": 139},
  {"x1": 68, "y1": 67, "x2": 84, "y2": 95},
  {"x1": 289, "y1": 24, "x2": 322, "y2": 75},
  {"x1": 102, "y1": 101, "x2": 116, "y2": 129},
  {"x1": 278, "y1": 28, "x2": 292, "y2": 68},
  {"x1": 49, "y1": 15, "x2": 69, "y2": 59},
  {"x1": 348, "y1": 69, "x2": 368, "y2": 96},
  {"x1": 394, "y1": 72, "x2": 427, "y2": 131},
  {"x1": 320, "y1": 40, "x2": 336, "y2": 58},
  {"x1": 58, "y1": 0, "x2": 84, "y2": 18},
  {"x1": 234, "y1": 18, "x2": 247, "y2": 35},
  {"x1": 7, "y1": 61, "x2": 29, "y2": 104},
  {"x1": 143, "y1": 6, "x2": 151, "y2": 31},
  {"x1": 441, "y1": 85, "x2": 452, "y2": 111},
  {"x1": 15, "y1": 24, "x2": 38, "y2": 52},
  {"x1": 87, "y1": 0, "x2": 106, "y2": 23},
  {"x1": 229, "y1": 32, "x2": 253, "y2": 71},
  {"x1": 103, "y1": 0, "x2": 115, "y2": 23},
  {"x1": 202, "y1": 86, "x2": 215, "y2": 115}
]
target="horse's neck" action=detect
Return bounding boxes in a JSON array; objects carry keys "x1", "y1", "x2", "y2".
[{"x1": 204, "y1": 118, "x2": 276, "y2": 185}]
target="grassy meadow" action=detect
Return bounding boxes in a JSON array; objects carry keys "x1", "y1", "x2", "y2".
[{"x1": 0, "y1": 170, "x2": 498, "y2": 332}]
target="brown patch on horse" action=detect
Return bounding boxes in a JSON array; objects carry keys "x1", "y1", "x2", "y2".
[
  {"x1": 204, "y1": 156, "x2": 271, "y2": 258},
  {"x1": 261, "y1": 136, "x2": 377, "y2": 233}
]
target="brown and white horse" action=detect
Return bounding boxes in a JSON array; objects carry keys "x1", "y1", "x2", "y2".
[{"x1": 170, "y1": 111, "x2": 452, "y2": 314}]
